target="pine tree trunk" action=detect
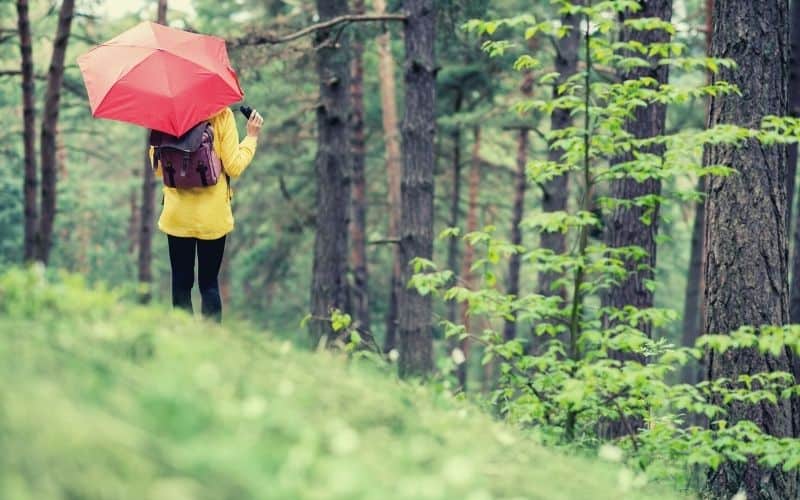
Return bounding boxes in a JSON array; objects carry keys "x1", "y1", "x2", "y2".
[
  {"x1": 16, "y1": 0, "x2": 37, "y2": 263},
  {"x1": 537, "y1": 11, "x2": 579, "y2": 299},
  {"x1": 456, "y1": 127, "x2": 481, "y2": 388},
  {"x1": 348, "y1": 0, "x2": 370, "y2": 335},
  {"x1": 503, "y1": 73, "x2": 533, "y2": 342},
  {"x1": 704, "y1": 1, "x2": 798, "y2": 497},
  {"x1": 375, "y1": 0, "x2": 403, "y2": 353},
  {"x1": 36, "y1": 0, "x2": 75, "y2": 264},
  {"x1": 309, "y1": 0, "x2": 352, "y2": 345},
  {"x1": 137, "y1": 0, "x2": 167, "y2": 302},
  {"x1": 446, "y1": 90, "x2": 463, "y2": 327},
  {"x1": 398, "y1": 0, "x2": 436, "y2": 377}
]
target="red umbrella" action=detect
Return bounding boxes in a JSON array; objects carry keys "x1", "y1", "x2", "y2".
[{"x1": 77, "y1": 21, "x2": 243, "y2": 136}]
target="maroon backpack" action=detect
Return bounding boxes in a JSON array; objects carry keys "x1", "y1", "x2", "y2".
[{"x1": 149, "y1": 122, "x2": 223, "y2": 189}]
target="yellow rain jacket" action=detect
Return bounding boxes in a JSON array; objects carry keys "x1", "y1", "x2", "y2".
[{"x1": 151, "y1": 107, "x2": 257, "y2": 240}]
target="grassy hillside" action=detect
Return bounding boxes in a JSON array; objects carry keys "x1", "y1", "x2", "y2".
[{"x1": 0, "y1": 268, "x2": 677, "y2": 499}]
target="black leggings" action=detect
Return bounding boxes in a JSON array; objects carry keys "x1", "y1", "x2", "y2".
[{"x1": 167, "y1": 235, "x2": 226, "y2": 322}]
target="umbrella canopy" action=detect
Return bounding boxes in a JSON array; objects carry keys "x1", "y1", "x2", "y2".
[{"x1": 77, "y1": 21, "x2": 243, "y2": 136}]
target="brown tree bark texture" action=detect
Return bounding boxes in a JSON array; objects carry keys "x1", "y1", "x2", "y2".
[
  {"x1": 16, "y1": 0, "x2": 37, "y2": 262},
  {"x1": 36, "y1": 0, "x2": 75, "y2": 263},
  {"x1": 375, "y1": 0, "x2": 403, "y2": 353},
  {"x1": 349, "y1": 0, "x2": 370, "y2": 335},
  {"x1": 398, "y1": 0, "x2": 436, "y2": 377},
  {"x1": 704, "y1": 0, "x2": 798, "y2": 497},
  {"x1": 309, "y1": 0, "x2": 352, "y2": 344}
]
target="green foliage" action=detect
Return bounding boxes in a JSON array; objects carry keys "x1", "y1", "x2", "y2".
[
  {"x1": 0, "y1": 268, "x2": 677, "y2": 499},
  {"x1": 419, "y1": 0, "x2": 800, "y2": 494}
]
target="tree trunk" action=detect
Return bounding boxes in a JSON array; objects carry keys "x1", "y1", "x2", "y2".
[
  {"x1": 137, "y1": 0, "x2": 167, "y2": 302},
  {"x1": 16, "y1": 0, "x2": 37, "y2": 263},
  {"x1": 787, "y1": 0, "x2": 800, "y2": 235},
  {"x1": 704, "y1": 1, "x2": 798, "y2": 497},
  {"x1": 397, "y1": 0, "x2": 436, "y2": 377},
  {"x1": 348, "y1": 0, "x2": 370, "y2": 335},
  {"x1": 788, "y1": 0, "x2": 800, "y2": 323},
  {"x1": 375, "y1": 0, "x2": 403, "y2": 353},
  {"x1": 446, "y1": 90, "x2": 463, "y2": 327},
  {"x1": 681, "y1": 178, "x2": 705, "y2": 384},
  {"x1": 309, "y1": 0, "x2": 351, "y2": 344},
  {"x1": 602, "y1": 0, "x2": 671, "y2": 338},
  {"x1": 36, "y1": 0, "x2": 75, "y2": 264},
  {"x1": 456, "y1": 127, "x2": 481, "y2": 388},
  {"x1": 681, "y1": 0, "x2": 712, "y2": 384},
  {"x1": 503, "y1": 72, "x2": 533, "y2": 342},
  {"x1": 536, "y1": 10, "x2": 580, "y2": 301}
]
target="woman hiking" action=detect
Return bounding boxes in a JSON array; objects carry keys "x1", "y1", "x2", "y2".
[{"x1": 150, "y1": 107, "x2": 264, "y2": 322}]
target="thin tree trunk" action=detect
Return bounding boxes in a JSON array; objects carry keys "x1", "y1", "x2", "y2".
[
  {"x1": 348, "y1": 0, "x2": 370, "y2": 335},
  {"x1": 137, "y1": 0, "x2": 167, "y2": 302},
  {"x1": 309, "y1": 0, "x2": 351, "y2": 345},
  {"x1": 537, "y1": 11, "x2": 580, "y2": 300},
  {"x1": 36, "y1": 0, "x2": 75, "y2": 264},
  {"x1": 503, "y1": 72, "x2": 533, "y2": 342},
  {"x1": 446, "y1": 90, "x2": 463, "y2": 327},
  {"x1": 397, "y1": 0, "x2": 436, "y2": 377},
  {"x1": 129, "y1": 179, "x2": 139, "y2": 255},
  {"x1": 456, "y1": 127, "x2": 481, "y2": 388},
  {"x1": 16, "y1": 0, "x2": 37, "y2": 262},
  {"x1": 704, "y1": 1, "x2": 798, "y2": 497},
  {"x1": 681, "y1": 0, "x2": 712, "y2": 384},
  {"x1": 681, "y1": 178, "x2": 705, "y2": 384},
  {"x1": 376, "y1": 0, "x2": 403, "y2": 353}
]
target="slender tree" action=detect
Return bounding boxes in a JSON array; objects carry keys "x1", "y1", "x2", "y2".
[
  {"x1": 349, "y1": 0, "x2": 370, "y2": 335},
  {"x1": 36, "y1": 0, "x2": 75, "y2": 263},
  {"x1": 446, "y1": 89, "x2": 463, "y2": 328},
  {"x1": 601, "y1": 0, "x2": 672, "y2": 340},
  {"x1": 138, "y1": 0, "x2": 167, "y2": 301},
  {"x1": 16, "y1": 0, "x2": 37, "y2": 262},
  {"x1": 375, "y1": 0, "x2": 404, "y2": 353},
  {"x1": 704, "y1": 0, "x2": 798, "y2": 497},
  {"x1": 456, "y1": 127, "x2": 481, "y2": 388},
  {"x1": 681, "y1": 0, "x2": 712, "y2": 384},
  {"x1": 309, "y1": 0, "x2": 352, "y2": 344},
  {"x1": 397, "y1": 0, "x2": 436, "y2": 377},
  {"x1": 503, "y1": 71, "x2": 533, "y2": 342},
  {"x1": 788, "y1": 0, "x2": 800, "y2": 323}
]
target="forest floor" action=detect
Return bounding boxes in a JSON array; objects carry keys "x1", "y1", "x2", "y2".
[{"x1": 0, "y1": 268, "x2": 680, "y2": 499}]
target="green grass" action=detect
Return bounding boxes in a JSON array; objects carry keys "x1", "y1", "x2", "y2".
[{"x1": 0, "y1": 268, "x2": 679, "y2": 499}]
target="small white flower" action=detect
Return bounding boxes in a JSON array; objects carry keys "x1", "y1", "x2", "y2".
[
  {"x1": 451, "y1": 348, "x2": 466, "y2": 365},
  {"x1": 599, "y1": 443, "x2": 624, "y2": 463},
  {"x1": 731, "y1": 491, "x2": 747, "y2": 500},
  {"x1": 388, "y1": 349, "x2": 400, "y2": 362}
]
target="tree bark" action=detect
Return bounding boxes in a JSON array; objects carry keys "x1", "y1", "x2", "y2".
[
  {"x1": 36, "y1": 0, "x2": 75, "y2": 264},
  {"x1": 602, "y1": 0, "x2": 671, "y2": 339},
  {"x1": 456, "y1": 127, "x2": 481, "y2": 388},
  {"x1": 309, "y1": 0, "x2": 352, "y2": 344},
  {"x1": 503, "y1": 72, "x2": 533, "y2": 342},
  {"x1": 375, "y1": 0, "x2": 403, "y2": 353},
  {"x1": 704, "y1": 1, "x2": 798, "y2": 497},
  {"x1": 137, "y1": 0, "x2": 167, "y2": 302},
  {"x1": 537, "y1": 8, "x2": 580, "y2": 300},
  {"x1": 397, "y1": 0, "x2": 436, "y2": 377},
  {"x1": 16, "y1": 0, "x2": 37, "y2": 262},
  {"x1": 348, "y1": 0, "x2": 370, "y2": 335}
]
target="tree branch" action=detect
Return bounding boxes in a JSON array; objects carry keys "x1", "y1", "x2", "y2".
[{"x1": 229, "y1": 13, "x2": 406, "y2": 48}]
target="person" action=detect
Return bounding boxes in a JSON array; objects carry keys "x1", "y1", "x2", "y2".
[{"x1": 151, "y1": 107, "x2": 264, "y2": 321}]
